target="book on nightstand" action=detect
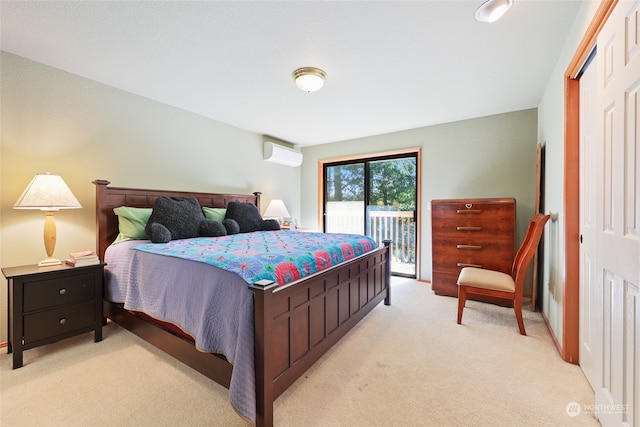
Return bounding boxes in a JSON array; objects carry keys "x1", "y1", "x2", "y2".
[{"x1": 66, "y1": 250, "x2": 100, "y2": 267}]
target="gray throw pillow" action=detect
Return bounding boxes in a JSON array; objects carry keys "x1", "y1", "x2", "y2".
[
  {"x1": 224, "y1": 201, "x2": 281, "y2": 233},
  {"x1": 145, "y1": 196, "x2": 206, "y2": 243}
]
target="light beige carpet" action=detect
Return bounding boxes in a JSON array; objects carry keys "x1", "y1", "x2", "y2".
[{"x1": 1, "y1": 278, "x2": 600, "y2": 426}]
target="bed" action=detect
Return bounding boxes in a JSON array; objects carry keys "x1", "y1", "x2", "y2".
[{"x1": 94, "y1": 180, "x2": 391, "y2": 427}]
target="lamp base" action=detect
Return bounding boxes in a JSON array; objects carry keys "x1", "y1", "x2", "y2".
[{"x1": 38, "y1": 257, "x2": 62, "y2": 267}]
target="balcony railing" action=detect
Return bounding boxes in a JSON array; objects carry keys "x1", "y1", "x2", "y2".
[{"x1": 325, "y1": 208, "x2": 415, "y2": 271}]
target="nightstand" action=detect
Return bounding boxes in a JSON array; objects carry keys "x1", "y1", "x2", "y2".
[{"x1": 2, "y1": 263, "x2": 105, "y2": 369}]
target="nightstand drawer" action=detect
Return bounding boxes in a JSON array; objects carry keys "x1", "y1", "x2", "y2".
[
  {"x1": 23, "y1": 301, "x2": 96, "y2": 344},
  {"x1": 24, "y1": 273, "x2": 95, "y2": 312}
]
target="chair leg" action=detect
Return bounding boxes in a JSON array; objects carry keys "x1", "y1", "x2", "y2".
[
  {"x1": 513, "y1": 299, "x2": 527, "y2": 336},
  {"x1": 457, "y1": 286, "x2": 466, "y2": 325}
]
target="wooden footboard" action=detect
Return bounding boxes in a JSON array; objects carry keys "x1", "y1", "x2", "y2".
[{"x1": 252, "y1": 241, "x2": 390, "y2": 427}]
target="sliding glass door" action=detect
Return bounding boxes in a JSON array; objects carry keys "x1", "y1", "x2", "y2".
[
  {"x1": 324, "y1": 154, "x2": 417, "y2": 277},
  {"x1": 324, "y1": 162, "x2": 365, "y2": 233}
]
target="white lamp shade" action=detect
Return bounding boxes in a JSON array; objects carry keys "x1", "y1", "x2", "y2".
[
  {"x1": 14, "y1": 173, "x2": 82, "y2": 210},
  {"x1": 263, "y1": 199, "x2": 291, "y2": 219}
]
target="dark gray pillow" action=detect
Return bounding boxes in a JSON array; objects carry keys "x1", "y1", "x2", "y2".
[
  {"x1": 224, "y1": 201, "x2": 281, "y2": 233},
  {"x1": 198, "y1": 219, "x2": 227, "y2": 237},
  {"x1": 145, "y1": 196, "x2": 206, "y2": 243},
  {"x1": 147, "y1": 222, "x2": 172, "y2": 243},
  {"x1": 223, "y1": 218, "x2": 240, "y2": 235},
  {"x1": 262, "y1": 219, "x2": 282, "y2": 231}
]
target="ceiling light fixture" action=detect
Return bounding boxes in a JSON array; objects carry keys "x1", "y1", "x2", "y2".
[
  {"x1": 292, "y1": 67, "x2": 327, "y2": 93},
  {"x1": 475, "y1": 0, "x2": 513, "y2": 23}
]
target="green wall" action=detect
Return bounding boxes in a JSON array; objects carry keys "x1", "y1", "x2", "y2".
[
  {"x1": 301, "y1": 109, "x2": 539, "y2": 282},
  {"x1": 0, "y1": 52, "x2": 301, "y2": 341}
]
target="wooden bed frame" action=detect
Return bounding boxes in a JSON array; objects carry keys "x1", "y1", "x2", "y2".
[{"x1": 94, "y1": 180, "x2": 391, "y2": 427}]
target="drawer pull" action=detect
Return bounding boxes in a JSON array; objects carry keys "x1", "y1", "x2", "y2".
[
  {"x1": 59, "y1": 318, "x2": 67, "y2": 325},
  {"x1": 456, "y1": 209, "x2": 483, "y2": 214},
  {"x1": 456, "y1": 226, "x2": 483, "y2": 231},
  {"x1": 457, "y1": 263, "x2": 483, "y2": 268},
  {"x1": 59, "y1": 288, "x2": 67, "y2": 295},
  {"x1": 457, "y1": 244, "x2": 483, "y2": 250}
]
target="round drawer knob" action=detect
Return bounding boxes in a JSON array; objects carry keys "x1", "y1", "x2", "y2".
[
  {"x1": 59, "y1": 318, "x2": 67, "y2": 325},
  {"x1": 59, "y1": 288, "x2": 67, "y2": 295}
]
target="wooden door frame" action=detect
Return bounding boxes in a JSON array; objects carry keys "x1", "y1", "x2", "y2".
[{"x1": 560, "y1": 0, "x2": 617, "y2": 364}]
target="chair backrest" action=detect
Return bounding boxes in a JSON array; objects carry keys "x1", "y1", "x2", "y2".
[{"x1": 511, "y1": 213, "x2": 551, "y2": 293}]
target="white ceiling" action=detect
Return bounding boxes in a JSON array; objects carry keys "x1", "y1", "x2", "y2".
[{"x1": 1, "y1": 1, "x2": 581, "y2": 146}]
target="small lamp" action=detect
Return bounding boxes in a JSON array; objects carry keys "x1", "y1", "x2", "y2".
[
  {"x1": 14, "y1": 173, "x2": 82, "y2": 267},
  {"x1": 263, "y1": 199, "x2": 291, "y2": 225}
]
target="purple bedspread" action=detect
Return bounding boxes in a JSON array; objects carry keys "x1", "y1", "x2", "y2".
[
  {"x1": 104, "y1": 240, "x2": 256, "y2": 423},
  {"x1": 131, "y1": 230, "x2": 378, "y2": 286},
  {"x1": 104, "y1": 230, "x2": 378, "y2": 424}
]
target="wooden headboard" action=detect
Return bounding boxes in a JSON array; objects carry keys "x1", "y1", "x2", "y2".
[{"x1": 93, "y1": 180, "x2": 261, "y2": 262}]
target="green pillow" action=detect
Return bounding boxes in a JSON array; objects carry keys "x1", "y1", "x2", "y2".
[
  {"x1": 113, "y1": 206, "x2": 152, "y2": 243},
  {"x1": 202, "y1": 207, "x2": 226, "y2": 223}
]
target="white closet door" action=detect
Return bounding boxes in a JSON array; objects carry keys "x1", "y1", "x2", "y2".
[
  {"x1": 594, "y1": 1, "x2": 640, "y2": 425},
  {"x1": 579, "y1": 50, "x2": 599, "y2": 391}
]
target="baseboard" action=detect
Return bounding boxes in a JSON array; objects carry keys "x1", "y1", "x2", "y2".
[{"x1": 540, "y1": 311, "x2": 568, "y2": 363}]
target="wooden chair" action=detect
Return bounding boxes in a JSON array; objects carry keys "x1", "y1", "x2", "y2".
[{"x1": 456, "y1": 213, "x2": 550, "y2": 335}]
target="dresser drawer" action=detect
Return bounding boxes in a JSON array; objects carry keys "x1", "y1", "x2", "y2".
[
  {"x1": 431, "y1": 270, "x2": 460, "y2": 297},
  {"x1": 431, "y1": 199, "x2": 515, "y2": 219},
  {"x1": 23, "y1": 301, "x2": 96, "y2": 344},
  {"x1": 432, "y1": 235, "x2": 514, "y2": 251},
  {"x1": 431, "y1": 216, "x2": 515, "y2": 237},
  {"x1": 432, "y1": 252, "x2": 513, "y2": 274},
  {"x1": 24, "y1": 272, "x2": 95, "y2": 312}
]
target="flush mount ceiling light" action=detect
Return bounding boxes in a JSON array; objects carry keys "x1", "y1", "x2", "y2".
[
  {"x1": 475, "y1": 0, "x2": 513, "y2": 23},
  {"x1": 292, "y1": 67, "x2": 327, "y2": 93}
]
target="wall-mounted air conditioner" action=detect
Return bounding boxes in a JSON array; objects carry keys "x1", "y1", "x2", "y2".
[{"x1": 263, "y1": 141, "x2": 303, "y2": 167}]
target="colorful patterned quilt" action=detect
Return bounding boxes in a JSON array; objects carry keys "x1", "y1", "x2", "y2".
[{"x1": 132, "y1": 230, "x2": 378, "y2": 286}]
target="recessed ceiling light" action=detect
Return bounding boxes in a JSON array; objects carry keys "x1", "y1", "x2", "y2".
[{"x1": 475, "y1": 0, "x2": 513, "y2": 23}]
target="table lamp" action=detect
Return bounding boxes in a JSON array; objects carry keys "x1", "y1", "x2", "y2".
[
  {"x1": 14, "y1": 173, "x2": 82, "y2": 267},
  {"x1": 263, "y1": 199, "x2": 291, "y2": 225}
]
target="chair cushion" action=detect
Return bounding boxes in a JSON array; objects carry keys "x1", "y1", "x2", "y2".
[{"x1": 457, "y1": 267, "x2": 515, "y2": 293}]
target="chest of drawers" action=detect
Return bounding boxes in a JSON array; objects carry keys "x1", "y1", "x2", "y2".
[{"x1": 431, "y1": 198, "x2": 515, "y2": 302}]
